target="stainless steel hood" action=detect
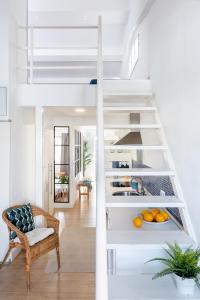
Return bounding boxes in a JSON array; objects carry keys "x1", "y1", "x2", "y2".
[
  {"x1": 114, "y1": 113, "x2": 142, "y2": 145},
  {"x1": 114, "y1": 132, "x2": 142, "y2": 145}
]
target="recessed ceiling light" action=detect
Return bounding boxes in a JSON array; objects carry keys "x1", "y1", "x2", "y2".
[{"x1": 75, "y1": 108, "x2": 85, "y2": 113}]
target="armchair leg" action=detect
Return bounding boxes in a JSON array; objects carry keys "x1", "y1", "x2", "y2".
[
  {"x1": 56, "y1": 247, "x2": 60, "y2": 270},
  {"x1": 0, "y1": 246, "x2": 12, "y2": 269},
  {"x1": 25, "y1": 250, "x2": 31, "y2": 291},
  {"x1": 26, "y1": 268, "x2": 31, "y2": 291}
]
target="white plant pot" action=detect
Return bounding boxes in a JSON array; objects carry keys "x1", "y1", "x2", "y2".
[{"x1": 174, "y1": 274, "x2": 196, "y2": 295}]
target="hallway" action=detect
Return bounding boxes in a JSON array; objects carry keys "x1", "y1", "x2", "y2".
[{"x1": 0, "y1": 196, "x2": 96, "y2": 300}]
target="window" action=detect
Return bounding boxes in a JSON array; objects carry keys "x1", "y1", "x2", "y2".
[
  {"x1": 129, "y1": 34, "x2": 139, "y2": 78},
  {"x1": 0, "y1": 87, "x2": 7, "y2": 117},
  {"x1": 74, "y1": 130, "x2": 82, "y2": 176}
]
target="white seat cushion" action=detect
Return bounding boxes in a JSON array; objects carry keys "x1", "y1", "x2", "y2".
[{"x1": 24, "y1": 228, "x2": 54, "y2": 246}]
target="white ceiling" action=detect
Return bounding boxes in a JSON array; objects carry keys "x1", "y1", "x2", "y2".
[
  {"x1": 28, "y1": 0, "x2": 129, "y2": 13},
  {"x1": 28, "y1": 0, "x2": 129, "y2": 56}
]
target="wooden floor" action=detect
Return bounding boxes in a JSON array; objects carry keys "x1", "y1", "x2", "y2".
[{"x1": 0, "y1": 195, "x2": 96, "y2": 300}]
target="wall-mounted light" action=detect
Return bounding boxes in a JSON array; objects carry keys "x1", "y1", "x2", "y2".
[{"x1": 75, "y1": 108, "x2": 85, "y2": 113}]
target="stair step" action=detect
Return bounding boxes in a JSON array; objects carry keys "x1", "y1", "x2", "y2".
[
  {"x1": 107, "y1": 230, "x2": 194, "y2": 249},
  {"x1": 103, "y1": 92, "x2": 153, "y2": 98},
  {"x1": 106, "y1": 196, "x2": 184, "y2": 208},
  {"x1": 104, "y1": 106, "x2": 157, "y2": 112},
  {"x1": 105, "y1": 168, "x2": 175, "y2": 177},
  {"x1": 105, "y1": 145, "x2": 168, "y2": 151},
  {"x1": 109, "y1": 274, "x2": 200, "y2": 299},
  {"x1": 104, "y1": 124, "x2": 161, "y2": 129}
]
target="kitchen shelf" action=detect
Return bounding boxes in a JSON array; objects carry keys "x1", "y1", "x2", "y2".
[
  {"x1": 106, "y1": 196, "x2": 184, "y2": 208},
  {"x1": 109, "y1": 274, "x2": 200, "y2": 299},
  {"x1": 105, "y1": 168, "x2": 175, "y2": 177}
]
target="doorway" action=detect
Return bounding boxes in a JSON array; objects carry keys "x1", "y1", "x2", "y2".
[{"x1": 43, "y1": 107, "x2": 96, "y2": 273}]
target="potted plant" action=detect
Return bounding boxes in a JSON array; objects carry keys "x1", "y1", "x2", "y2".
[
  {"x1": 146, "y1": 242, "x2": 200, "y2": 295},
  {"x1": 59, "y1": 175, "x2": 69, "y2": 184},
  {"x1": 83, "y1": 140, "x2": 92, "y2": 177}
]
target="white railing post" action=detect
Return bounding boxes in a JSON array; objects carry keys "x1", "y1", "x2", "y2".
[
  {"x1": 29, "y1": 27, "x2": 34, "y2": 84},
  {"x1": 96, "y1": 16, "x2": 108, "y2": 300}
]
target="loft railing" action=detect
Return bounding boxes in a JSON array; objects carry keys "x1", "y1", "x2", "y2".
[{"x1": 17, "y1": 24, "x2": 98, "y2": 84}]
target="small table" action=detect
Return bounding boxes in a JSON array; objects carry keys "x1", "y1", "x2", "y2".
[{"x1": 77, "y1": 182, "x2": 90, "y2": 201}]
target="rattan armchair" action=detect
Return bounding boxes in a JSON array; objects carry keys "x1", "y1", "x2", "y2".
[{"x1": 1, "y1": 205, "x2": 60, "y2": 290}]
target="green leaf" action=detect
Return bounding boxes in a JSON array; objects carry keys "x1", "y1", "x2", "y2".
[
  {"x1": 147, "y1": 242, "x2": 200, "y2": 281},
  {"x1": 152, "y1": 268, "x2": 173, "y2": 280},
  {"x1": 146, "y1": 258, "x2": 173, "y2": 268}
]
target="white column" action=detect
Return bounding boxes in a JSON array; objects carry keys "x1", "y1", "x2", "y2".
[
  {"x1": 35, "y1": 106, "x2": 43, "y2": 208},
  {"x1": 96, "y1": 16, "x2": 108, "y2": 300}
]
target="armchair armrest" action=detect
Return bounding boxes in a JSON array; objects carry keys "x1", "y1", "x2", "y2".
[
  {"x1": 2, "y1": 210, "x2": 29, "y2": 247},
  {"x1": 31, "y1": 206, "x2": 60, "y2": 233}
]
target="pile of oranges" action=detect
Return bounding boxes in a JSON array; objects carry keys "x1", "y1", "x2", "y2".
[{"x1": 133, "y1": 208, "x2": 169, "y2": 228}]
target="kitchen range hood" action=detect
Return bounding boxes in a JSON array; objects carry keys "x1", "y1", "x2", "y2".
[{"x1": 114, "y1": 113, "x2": 142, "y2": 145}]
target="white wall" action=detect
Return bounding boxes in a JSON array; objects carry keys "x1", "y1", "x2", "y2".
[
  {"x1": 0, "y1": 0, "x2": 30, "y2": 260},
  {"x1": 11, "y1": 108, "x2": 35, "y2": 205},
  {"x1": 0, "y1": 0, "x2": 11, "y2": 261},
  {"x1": 147, "y1": 0, "x2": 200, "y2": 242},
  {"x1": 0, "y1": 123, "x2": 10, "y2": 260},
  {"x1": 18, "y1": 84, "x2": 96, "y2": 107},
  {"x1": 0, "y1": 1, "x2": 9, "y2": 87}
]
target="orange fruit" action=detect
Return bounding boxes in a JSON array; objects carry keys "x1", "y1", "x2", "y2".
[
  {"x1": 151, "y1": 208, "x2": 160, "y2": 219},
  {"x1": 143, "y1": 212, "x2": 154, "y2": 222},
  {"x1": 133, "y1": 217, "x2": 143, "y2": 228},
  {"x1": 141, "y1": 209, "x2": 150, "y2": 216},
  {"x1": 160, "y1": 210, "x2": 169, "y2": 221},
  {"x1": 155, "y1": 213, "x2": 165, "y2": 223}
]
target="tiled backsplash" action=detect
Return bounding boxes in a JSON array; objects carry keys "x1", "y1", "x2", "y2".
[{"x1": 131, "y1": 160, "x2": 183, "y2": 226}]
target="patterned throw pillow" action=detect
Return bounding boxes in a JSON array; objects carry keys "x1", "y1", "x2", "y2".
[{"x1": 7, "y1": 203, "x2": 35, "y2": 239}]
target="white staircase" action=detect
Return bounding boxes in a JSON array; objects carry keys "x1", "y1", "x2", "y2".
[
  {"x1": 96, "y1": 85, "x2": 197, "y2": 299},
  {"x1": 96, "y1": 19, "x2": 197, "y2": 300}
]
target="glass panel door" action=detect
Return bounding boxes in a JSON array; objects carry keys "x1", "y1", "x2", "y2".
[
  {"x1": 54, "y1": 126, "x2": 70, "y2": 203},
  {"x1": 74, "y1": 130, "x2": 82, "y2": 176}
]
